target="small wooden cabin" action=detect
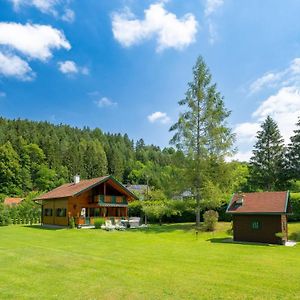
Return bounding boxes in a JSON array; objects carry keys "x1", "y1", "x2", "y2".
[
  {"x1": 3, "y1": 197, "x2": 24, "y2": 207},
  {"x1": 35, "y1": 175, "x2": 138, "y2": 226},
  {"x1": 226, "y1": 191, "x2": 291, "y2": 244}
]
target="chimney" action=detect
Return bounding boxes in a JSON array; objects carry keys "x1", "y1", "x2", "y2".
[{"x1": 74, "y1": 175, "x2": 80, "y2": 184}]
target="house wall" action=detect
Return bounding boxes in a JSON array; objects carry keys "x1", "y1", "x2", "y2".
[
  {"x1": 42, "y1": 198, "x2": 68, "y2": 226},
  {"x1": 232, "y1": 214, "x2": 286, "y2": 244}
]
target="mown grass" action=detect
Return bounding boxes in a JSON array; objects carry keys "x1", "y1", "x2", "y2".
[{"x1": 0, "y1": 222, "x2": 300, "y2": 300}]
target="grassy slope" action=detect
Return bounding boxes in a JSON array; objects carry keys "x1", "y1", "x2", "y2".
[{"x1": 0, "y1": 223, "x2": 300, "y2": 300}]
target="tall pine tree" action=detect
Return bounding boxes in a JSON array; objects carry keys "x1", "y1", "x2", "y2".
[
  {"x1": 249, "y1": 116, "x2": 286, "y2": 191},
  {"x1": 170, "y1": 56, "x2": 234, "y2": 227},
  {"x1": 287, "y1": 117, "x2": 300, "y2": 180}
]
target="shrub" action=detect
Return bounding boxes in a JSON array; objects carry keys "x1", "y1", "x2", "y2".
[
  {"x1": 203, "y1": 210, "x2": 219, "y2": 231},
  {"x1": 289, "y1": 193, "x2": 300, "y2": 221},
  {"x1": 69, "y1": 217, "x2": 75, "y2": 229},
  {"x1": 94, "y1": 218, "x2": 105, "y2": 229}
]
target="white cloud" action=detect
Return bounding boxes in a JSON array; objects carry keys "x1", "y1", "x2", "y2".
[
  {"x1": 8, "y1": 0, "x2": 75, "y2": 22},
  {"x1": 234, "y1": 122, "x2": 260, "y2": 142},
  {"x1": 112, "y1": 3, "x2": 198, "y2": 51},
  {"x1": 148, "y1": 111, "x2": 171, "y2": 124},
  {"x1": 62, "y1": 8, "x2": 75, "y2": 23},
  {"x1": 0, "y1": 22, "x2": 71, "y2": 61},
  {"x1": 58, "y1": 60, "x2": 89, "y2": 76},
  {"x1": 250, "y1": 72, "x2": 282, "y2": 94},
  {"x1": 0, "y1": 51, "x2": 35, "y2": 81},
  {"x1": 203, "y1": 0, "x2": 224, "y2": 45},
  {"x1": 231, "y1": 151, "x2": 252, "y2": 162},
  {"x1": 95, "y1": 97, "x2": 117, "y2": 108},
  {"x1": 233, "y1": 86, "x2": 300, "y2": 162},
  {"x1": 249, "y1": 57, "x2": 300, "y2": 94},
  {"x1": 204, "y1": 0, "x2": 224, "y2": 17},
  {"x1": 58, "y1": 60, "x2": 78, "y2": 74},
  {"x1": 252, "y1": 86, "x2": 300, "y2": 143},
  {"x1": 9, "y1": 0, "x2": 59, "y2": 14}
]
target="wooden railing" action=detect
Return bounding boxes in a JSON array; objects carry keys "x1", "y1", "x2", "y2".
[{"x1": 96, "y1": 195, "x2": 127, "y2": 205}]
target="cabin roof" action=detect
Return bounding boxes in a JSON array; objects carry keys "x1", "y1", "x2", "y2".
[
  {"x1": 35, "y1": 175, "x2": 138, "y2": 200},
  {"x1": 226, "y1": 191, "x2": 290, "y2": 215},
  {"x1": 4, "y1": 197, "x2": 24, "y2": 206}
]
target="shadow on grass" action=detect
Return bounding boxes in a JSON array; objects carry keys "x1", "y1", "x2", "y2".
[
  {"x1": 289, "y1": 232, "x2": 300, "y2": 242},
  {"x1": 207, "y1": 237, "x2": 271, "y2": 246},
  {"x1": 126, "y1": 223, "x2": 197, "y2": 234},
  {"x1": 24, "y1": 225, "x2": 66, "y2": 231}
]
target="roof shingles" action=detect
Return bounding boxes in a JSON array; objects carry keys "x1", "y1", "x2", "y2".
[
  {"x1": 227, "y1": 191, "x2": 289, "y2": 214},
  {"x1": 36, "y1": 176, "x2": 109, "y2": 200}
]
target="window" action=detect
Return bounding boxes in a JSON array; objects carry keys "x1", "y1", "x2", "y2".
[
  {"x1": 44, "y1": 208, "x2": 52, "y2": 216},
  {"x1": 56, "y1": 208, "x2": 66, "y2": 217},
  {"x1": 251, "y1": 220, "x2": 261, "y2": 230}
]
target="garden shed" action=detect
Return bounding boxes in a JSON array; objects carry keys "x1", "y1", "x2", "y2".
[{"x1": 226, "y1": 191, "x2": 291, "y2": 244}]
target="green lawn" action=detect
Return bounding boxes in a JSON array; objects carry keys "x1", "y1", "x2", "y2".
[{"x1": 1, "y1": 223, "x2": 300, "y2": 300}]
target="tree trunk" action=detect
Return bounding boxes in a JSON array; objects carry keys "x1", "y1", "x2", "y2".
[{"x1": 195, "y1": 197, "x2": 201, "y2": 228}]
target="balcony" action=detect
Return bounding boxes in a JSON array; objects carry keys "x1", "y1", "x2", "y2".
[{"x1": 96, "y1": 195, "x2": 128, "y2": 206}]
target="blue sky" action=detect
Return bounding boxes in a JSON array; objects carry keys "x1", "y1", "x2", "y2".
[{"x1": 1, "y1": 0, "x2": 300, "y2": 161}]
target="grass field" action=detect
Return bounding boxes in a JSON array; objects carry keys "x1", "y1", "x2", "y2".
[{"x1": 0, "y1": 223, "x2": 300, "y2": 300}]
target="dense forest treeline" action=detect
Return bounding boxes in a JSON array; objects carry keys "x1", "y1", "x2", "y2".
[{"x1": 0, "y1": 117, "x2": 187, "y2": 196}]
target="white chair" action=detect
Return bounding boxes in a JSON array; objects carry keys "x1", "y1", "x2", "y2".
[
  {"x1": 115, "y1": 220, "x2": 126, "y2": 231},
  {"x1": 101, "y1": 220, "x2": 115, "y2": 231}
]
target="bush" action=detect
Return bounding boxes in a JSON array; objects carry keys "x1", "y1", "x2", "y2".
[
  {"x1": 94, "y1": 218, "x2": 105, "y2": 229},
  {"x1": 203, "y1": 210, "x2": 219, "y2": 231},
  {"x1": 289, "y1": 193, "x2": 300, "y2": 221},
  {"x1": 0, "y1": 205, "x2": 11, "y2": 226},
  {"x1": 69, "y1": 217, "x2": 75, "y2": 229}
]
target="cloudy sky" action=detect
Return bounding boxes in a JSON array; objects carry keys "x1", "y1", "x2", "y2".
[{"x1": 1, "y1": 0, "x2": 300, "y2": 161}]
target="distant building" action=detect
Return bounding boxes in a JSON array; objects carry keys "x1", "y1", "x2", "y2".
[
  {"x1": 172, "y1": 190, "x2": 193, "y2": 200},
  {"x1": 126, "y1": 184, "x2": 150, "y2": 200},
  {"x1": 3, "y1": 197, "x2": 24, "y2": 207},
  {"x1": 226, "y1": 191, "x2": 292, "y2": 244}
]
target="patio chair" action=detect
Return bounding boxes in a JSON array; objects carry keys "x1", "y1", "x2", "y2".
[
  {"x1": 115, "y1": 219, "x2": 126, "y2": 231},
  {"x1": 101, "y1": 220, "x2": 115, "y2": 231}
]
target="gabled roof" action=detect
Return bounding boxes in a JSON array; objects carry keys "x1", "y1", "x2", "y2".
[
  {"x1": 226, "y1": 191, "x2": 290, "y2": 215},
  {"x1": 35, "y1": 175, "x2": 138, "y2": 200},
  {"x1": 4, "y1": 197, "x2": 24, "y2": 206}
]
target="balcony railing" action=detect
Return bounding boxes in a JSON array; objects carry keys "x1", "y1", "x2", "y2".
[{"x1": 96, "y1": 195, "x2": 127, "y2": 205}]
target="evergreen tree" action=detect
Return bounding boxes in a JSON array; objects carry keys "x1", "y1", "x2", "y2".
[
  {"x1": 287, "y1": 117, "x2": 300, "y2": 180},
  {"x1": 249, "y1": 116, "x2": 286, "y2": 190},
  {"x1": 170, "y1": 56, "x2": 234, "y2": 227},
  {"x1": 0, "y1": 142, "x2": 21, "y2": 195}
]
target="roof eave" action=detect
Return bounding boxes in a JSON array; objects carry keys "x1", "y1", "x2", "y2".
[{"x1": 227, "y1": 211, "x2": 290, "y2": 215}]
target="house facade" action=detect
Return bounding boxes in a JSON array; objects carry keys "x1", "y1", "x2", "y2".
[
  {"x1": 226, "y1": 191, "x2": 291, "y2": 244},
  {"x1": 35, "y1": 175, "x2": 138, "y2": 226}
]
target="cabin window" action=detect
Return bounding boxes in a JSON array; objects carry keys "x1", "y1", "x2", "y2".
[
  {"x1": 44, "y1": 208, "x2": 52, "y2": 216},
  {"x1": 56, "y1": 208, "x2": 66, "y2": 217},
  {"x1": 251, "y1": 220, "x2": 261, "y2": 230}
]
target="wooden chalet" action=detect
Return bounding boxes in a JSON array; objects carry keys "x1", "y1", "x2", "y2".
[
  {"x1": 226, "y1": 191, "x2": 292, "y2": 244},
  {"x1": 35, "y1": 175, "x2": 138, "y2": 226}
]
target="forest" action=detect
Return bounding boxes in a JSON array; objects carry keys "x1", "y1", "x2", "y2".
[{"x1": 1, "y1": 57, "x2": 300, "y2": 223}]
